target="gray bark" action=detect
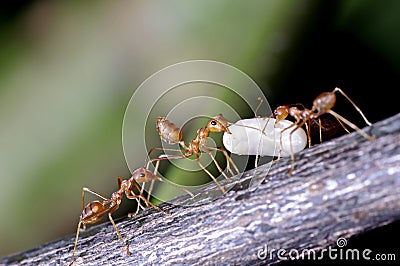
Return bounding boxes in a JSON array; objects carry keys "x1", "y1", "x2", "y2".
[{"x1": 1, "y1": 113, "x2": 400, "y2": 266}]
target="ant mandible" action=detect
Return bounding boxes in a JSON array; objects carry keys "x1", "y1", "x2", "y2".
[
  {"x1": 149, "y1": 114, "x2": 240, "y2": 194},
  {"x1": 68, "y1": 168, "x2": 169, "y2": 265}
]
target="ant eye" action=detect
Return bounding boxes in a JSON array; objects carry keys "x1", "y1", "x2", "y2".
[
  {"x1": 211, "y1": 120, "x2": 217, "y2": 126},
  {"x1": 139, "y1": 173, "x2": 145, "y2": 177}
]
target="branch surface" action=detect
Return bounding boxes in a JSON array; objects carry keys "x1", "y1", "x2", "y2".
[{"x1": 1, "y1": 113, "x2": 400, "y2": 266}]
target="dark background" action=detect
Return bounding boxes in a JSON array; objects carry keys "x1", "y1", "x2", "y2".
[{"x1": 0, "y1": 0, "x2": 398, "y2": 261}]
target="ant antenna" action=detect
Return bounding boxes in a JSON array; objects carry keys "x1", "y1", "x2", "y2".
[{"x1": 254, "y1": 97, "x2": 263, "y2": 117}]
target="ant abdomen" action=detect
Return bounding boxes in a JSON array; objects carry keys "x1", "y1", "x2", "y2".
[
  {"x1": 156, "y1": 117, "x2": 183, "y2": 144},
  {"x1": 80, "y1": 201, "x2": 106, "y2": 224},
  {"x1": 312, "y1": 92, "x2": 336, "y2": 115}
]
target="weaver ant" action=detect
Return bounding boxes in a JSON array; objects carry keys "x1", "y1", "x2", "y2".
[
  {"x1": 270, "y1": 87, "x2": 375, "y2": 174},
  {"x1": 68, "y1": 168, "x2": 169, "y2": 265},
  {"x1": 148, "y1": 114, "x2": 240, "y2": 194}
]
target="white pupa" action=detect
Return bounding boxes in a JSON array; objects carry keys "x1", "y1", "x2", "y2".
[{"x1": 223, "y1": 117, "x2": 307, "y2": 157}]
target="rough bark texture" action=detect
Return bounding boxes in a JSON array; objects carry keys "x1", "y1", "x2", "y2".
[{"x1": 1, "y1": 113, "x2": 400, "y2": 266}]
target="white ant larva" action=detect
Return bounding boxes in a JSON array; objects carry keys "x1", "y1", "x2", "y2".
[
  {"x1": 222, "y1": 117, "x2": 307, "y2": 159},
  {"x1": 222, "y1": 117, "x2": 307, "y2": 191}
]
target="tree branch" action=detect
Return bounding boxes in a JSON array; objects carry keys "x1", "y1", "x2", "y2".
[{"x1": 2, "y1": 113, "x2": 400, "y2": 266}]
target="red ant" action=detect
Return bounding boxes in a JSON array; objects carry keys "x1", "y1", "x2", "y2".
[
  {"x1": 68, "y1": 167, "x2": 169, "y2": 265},
  {"x1": 148, "y1": 114, "x2": 240, "y2": 194},
  {"x1": 269, "y1": 87, "x2": 375, "y2": 174}
]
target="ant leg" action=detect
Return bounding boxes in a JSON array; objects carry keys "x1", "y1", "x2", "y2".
[
  {"x1": 288, "y1": 128, "x2": 295, "y2": 176},
  {"x1": 205, "y1": 148, "x2": 231, "y2": 179},
  {"x1": 81, "y1": 189, "x2": 85, "y2": 212},
  {"x1": 209, "y1": 145, "x2": 241, "y2": 177},
  {"x1": 140, "y1": 195, "x2": 169, "y2": 215},
  {"x1": 147, "y1": 151, "x2": 191, "y2": 200},
  {"x1": 254, "y1": 116, "x2": 274, "y2": 168},
  {"x1": 128, "y1": 183, "x2": 147, "y2": 217},
  {"x1": 273, "y1": 122, "x2": 296, "y2": 163},
  {"x1": 133, "y1": 182, "x2": 147, "y2": 216},
  {"x1": 147, "y1": 146, "x2": 187, "y2": 168},
  {"x1": 80, "y1": 187, "x2": 111, "y2": 228},
  {"x1": 147, "y1": 153, "x2": 190, "y2": 194},
  {"x1": 310, "y1": 118, "x2": 324, "y2": 144},
  {"x1": 146, "y1": 180, "x2": 155, "y2": 202},
  {"x1": 147, "y1": 152, "x2": 187, "y2": 182},
  {"x1": 152, "y1": 159, "x2": 194, "y2": 197},
  {"x1": 203, "y1": 146, "x2": 234, "y2": 180},
  {"x1": 81, "y1": 187, "x2": 109, "y2": 213},
  {"x1": 149, "y1": 146, "x2": 186, "y2": 155},
  {"x1": 196, "y1": 154, "x2": 226, "y2": 194},
  {"x1": 129, "y1": 206, "x2": 140, "y2": 218},
  {"x1": 126, "y1": 194, "x2": 169, "y2": 215},
  {"x1": 287, "y1": 120, "x2": 306, "y2": 176},
  {"x1": 231, "y1": 122, "x2": 268, "y2": 137},
  {"x1": 144, "y1": 160, "x2": 163, "y2": 200},
  {"x1": 150, "y1": 153, "x2": 197, "y2": 197},
  {"x1": 150, "y1": 159, "x2": 161, "y2": 176},
  {"x1": 129, "y1": 205, "x2": 146, "y2": 217},
  {"x1": 82, "y1": 187, "x2": 109, "y2": 201},
  {"x1": 128, "y1": 198, "x2": 147, "y2": 217},
  {"x1": 318, "y1": 118, "x2": 323, "y2": 144},
  {"x1": 69, "y1": 220, "x2": 83, "y2": 266},
  {"x1": 304, "y1": 120, "x2": 312, "y2": 148},
  {"x1": 147, "y1": 146, "x2": 187, "y2": 160},
  {"x1": 120, "y1": 176, "x2": 142, "y2": 213},
  {"x1": 215, "y1": 147, "x2": 240, "y2": 175},
  {"x1": 150, "y1": 160, "x2": 194, "y2": 197},
  {"x1": 327, "y1": 110, "x2": 375, "y2": 140},
  {"x1": 331, "y1": 115, "x2": 351, "y2": 134},
  {"x1": 150, "y1": 152, "x2": 189, "y2": 164},
  {"x1": 107, "y1": 212, "x2": 131, "y2": 255},
  {"x1": 254, "y1": 97, "x2": 263, "y2": 117},
  {"x1": 206, "y1": 146, "x2": 240, "y2": 174},
  {"x1": 333, "y1": 87, "x2": 372, "y2": 126}
]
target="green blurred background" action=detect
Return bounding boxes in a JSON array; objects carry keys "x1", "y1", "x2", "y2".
[{"x1": 0, "y1": 0, "x2": 399, "y2": 258}]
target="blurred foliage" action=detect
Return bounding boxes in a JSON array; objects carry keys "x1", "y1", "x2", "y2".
[{"x1": 0, "y1": 0, "x2": 399, "y2": 258}]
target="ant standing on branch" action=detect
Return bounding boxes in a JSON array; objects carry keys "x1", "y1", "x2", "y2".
[
  {"x1": 268, "y1": 87, "x2": 375, "y2": 174},
  {"x1": 68, "y1": 167, "x2": 169, "y2": 265},
  {"x1": 149, "y1": 114, "x2": 240, "y2": 194}
]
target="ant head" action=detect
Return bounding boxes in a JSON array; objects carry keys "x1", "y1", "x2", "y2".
[
  {"x1": 131, "y1": 167, "x2": 161, "y2": 183},
  {"x1": 207, "y1": 114, "x2": 231, "y2": 134},
  {"x1": 274, "y1": 106, "x2": 289, "y2": 122},
  {"x1": 156, "y1": 117, "x2": 165, "y2": 129}
]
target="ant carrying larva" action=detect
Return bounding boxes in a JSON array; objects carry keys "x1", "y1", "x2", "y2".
[
  {"x1": 67, "y1": 86, "x2": 374, "y2": 264},
  {"x1": 223, "y1": 87, "x2": 375, "y2": 175}
]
